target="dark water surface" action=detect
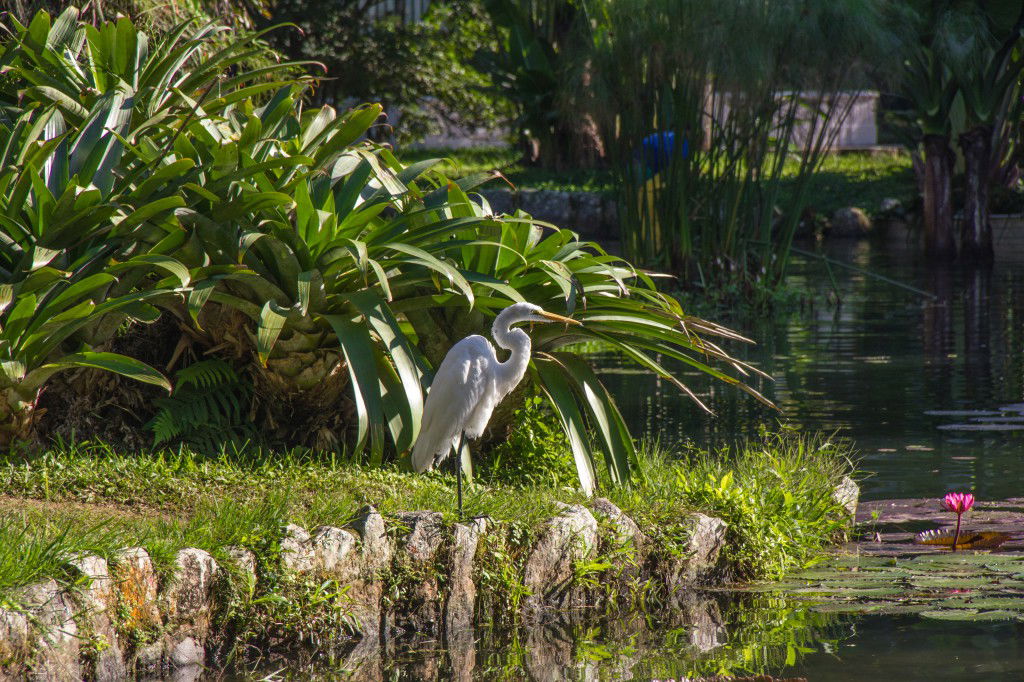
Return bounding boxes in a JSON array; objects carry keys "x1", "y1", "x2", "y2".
[{"x1": 601, "y1": 239, "x2": 1024, "y2": 501}]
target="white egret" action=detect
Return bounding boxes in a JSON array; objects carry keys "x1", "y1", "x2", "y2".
[{"x1": 411, "y1": 302, "x2": 581, "y2": 516}]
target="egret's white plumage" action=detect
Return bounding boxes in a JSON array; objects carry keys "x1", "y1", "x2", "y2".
[{"x1": 411, "y1": 302, "x2": 580, "y2": 473}]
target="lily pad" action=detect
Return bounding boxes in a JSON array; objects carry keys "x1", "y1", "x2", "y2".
[
  {"x1": 745, "y1": 531, "x2": 1024, "y2": 623},
  {"x1": 910, "y1": 576, "x2": 1000, "y2": 589},
  {"x1": 919, "y1": 609, "x2": 1022, "y2": 622},
  {"x1": 910, "y1": 553, "x2": 1010, "y2": 567},
  {"x1": 789, "y1": 586, "x2": 903, "y2": 597},
  {"x1": 937, "y1": 423, "x2": 1024, "y2": 431},
  {"x1": 915, "y1": 529, "x2": 1011, "y2": 550},
  {"x1": 937, "y1": 597, "x2": 1024, "y2": 610},
  {"x1": 811, "y1": 602, "x2": 891, "y2": 614},
  {"x1": 830, "y1": 555, "x2": 899, "y2": 570}
]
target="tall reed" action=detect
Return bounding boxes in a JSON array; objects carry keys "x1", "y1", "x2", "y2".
[{"x1": 587, "y1": 0, "x2": 894, "y2": 302}]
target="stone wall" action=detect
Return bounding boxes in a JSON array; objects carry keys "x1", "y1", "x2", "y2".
[
  {"x1": 0, "y1": 481, "x2": 857, "y2": 680},
  {"x1": 0, "y1": 506, "x2": 719, "y2": 680},
  {"x1": 479, "y1": 189, "x2": 619, "y2": 240}
]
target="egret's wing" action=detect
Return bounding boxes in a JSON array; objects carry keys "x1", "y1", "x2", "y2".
[
  {"x1": 411, "y1": 336, "x2": 495, "y2": 472},
  {"x1": 463, "y1": 375, "x2": 501, "y2": 439}
]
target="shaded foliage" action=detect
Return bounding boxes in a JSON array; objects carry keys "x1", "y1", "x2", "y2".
[
  {"x1": 246, "y1": 0, "x2": 508, "y2": 142},
  {"x1": 148, "y1": 359, "x2": 255, "y2": 451}
]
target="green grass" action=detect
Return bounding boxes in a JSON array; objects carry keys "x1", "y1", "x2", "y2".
[
  {"x1": 783, "y1": 151, "x2": 917, "y2": 219},
  {"x1": 0, "y1": 426, "x2": 855, "y2": 596},
  {"x1": 396, "y1": 145, "x2": 917, "y2": 218}
]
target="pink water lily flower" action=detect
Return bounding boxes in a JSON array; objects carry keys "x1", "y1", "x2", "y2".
[
  {"x1": 942, "y1": 492, "x2": 975, "y2": 550},
  {"x1": 943, "y1": 492, "x2": 974, "y2": 514}
]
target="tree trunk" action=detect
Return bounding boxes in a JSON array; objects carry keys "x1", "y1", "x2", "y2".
[
  {"x1": 529, "y1": 114, "x2": 605, "y2": 171},
  {"x1": 922, "y1": 134, "x2": 956, "y2": 259},
  {"x1": 958, "y1": 126, "x2": 994, "y2": 262},
  {"x1": 199, "y1": 304, "x2": 355, "y2": 451}
]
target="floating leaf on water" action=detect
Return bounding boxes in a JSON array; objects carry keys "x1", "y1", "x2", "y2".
[
  {"x1": 938, "y1": 597, "x2": 1024, "y2": 611},
  {"x1": 815, "y1": 579, "x2": 899, "y2": 589},
  {"x1": 872, "y1": 603, "x2": 934, "y2": 616},
  {"x1": 792, "y1": 586, "x2": 906, "y2": 598},
  {"x1": 915, "y1": 529, "x2": 1011, "y2": 550},
  {"x1": 812, "y1": 602, "x2": 890, "y2": 615},
  {"x1": 792, "y1": 566, "x2": 906, "y2": 580},
  {"x1": 910, "y1": 553, "x2": 992, "y2": 565},
  {"x1": 980, "y1": 555, "x2": 1024, "y2": 567},
  {"x1": 910, "y1": 576, "x2": 999, "y2": 589},
  {"x1": 937, "y1": 423, "x2": 1024, "y2": 431},
  {"x1": 919, "y1": 609, "x2": 1022, "y2": 622},
  {"x1": 831, "y1": 555, "x2": 899, "y2": 570},
  {"x1": 790, "y1": 570, "x2": 862, "y2": 581},
  {"x1": 919, "y1": 608, "x2": 979, "y2": 621}
]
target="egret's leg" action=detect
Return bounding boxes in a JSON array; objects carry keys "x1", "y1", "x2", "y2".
[{"x1": 454, "y1": 431, "x2": 466, "y2": 520}]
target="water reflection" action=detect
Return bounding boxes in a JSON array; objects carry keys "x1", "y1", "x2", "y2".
[
  {"x1": 219, "y1": 594, "x2": 1024, "y2": 681},
  {"x1": 224, "y1": 593, "x2": 850, "y2": 681},
  {"x1": 598, "y1": 239, "x2": 1024, "y2": 501}
]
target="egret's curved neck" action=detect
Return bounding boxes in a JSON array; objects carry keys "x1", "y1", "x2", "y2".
[{"x1": 491, "y1": 308, "x2": 532, "y2": 391}]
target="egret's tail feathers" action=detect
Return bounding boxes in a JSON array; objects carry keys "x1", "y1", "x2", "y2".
[
  {"x1": 412, "y1": 430, "x2": 461, "y2": 473},
  {"x1": 411, "y1": 438, "x2": 437, "y2": 473}
]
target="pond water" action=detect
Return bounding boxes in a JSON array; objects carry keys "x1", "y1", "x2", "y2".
[
  {"x1": 233, "y1": 597, "x2": 1024, "y2": 680},
  {"x1": 233, "y1": 238, "x2": 1024, "y2": 681},
  {"x1": 601, "y1": 238, "x2": 1024, "y2": 501}
]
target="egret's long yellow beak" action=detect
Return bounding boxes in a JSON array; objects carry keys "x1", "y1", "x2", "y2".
[{"x1": 539, "y1": 311, "x2": 582, "y2": 326}]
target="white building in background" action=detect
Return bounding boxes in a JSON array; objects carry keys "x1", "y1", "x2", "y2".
[
  {"x1": 789, "y1": 91, "x2": 879, "y2": 151},
  {"x1": 364, "y1": 0, "x2": 432, "y2": 23},
  {"x1": 706, "y1": 90, "x2": 879, "y2": 152}
]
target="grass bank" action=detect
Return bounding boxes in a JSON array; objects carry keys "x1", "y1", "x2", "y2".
[
  {"x1": 0, "y1": 428, "x2": 857, "y2": 670},
  {"x1": 0, "y1": 428, "x2": 855, "y2": 596}
]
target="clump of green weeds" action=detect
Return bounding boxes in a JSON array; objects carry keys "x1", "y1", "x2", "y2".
[
  {"x1": 614, "y1": 427, "x2": 856, "y2": 580},
  {"x1": 477, "y1": 396, "x2": 579, "y2": 489},
  {"x1": 228, "y1": 569, "x2": 356, "y2": 659},
  {"x1": 475, "y1": 520, "x2": 533, "y2": 626}
]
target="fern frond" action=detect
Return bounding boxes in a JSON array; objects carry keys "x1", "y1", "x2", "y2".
[
  {"x1": 147, "y1": 358, "x2": 254, "y2": 451},
  {"x1": 175, "y1": 359, "x2": 239, "y2": 391}
]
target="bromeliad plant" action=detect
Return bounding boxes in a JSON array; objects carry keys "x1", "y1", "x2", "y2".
[
  {"x1": 0, "y1": 5, "x2": 307, "y2": 446},
  {"x1": 0, "y1": 106, "x2": 186, "y2": 445},
  {"x1": 0, "y1": 7, "x2": 260, "y2": 445},
  {"x1": 0, "y1": 6, "x2": 309, "y2": 138}
]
